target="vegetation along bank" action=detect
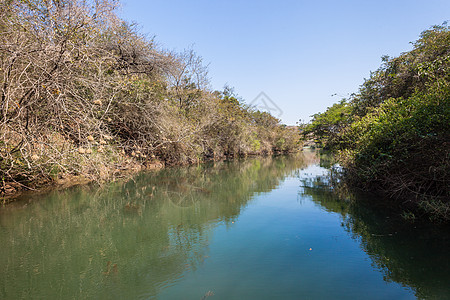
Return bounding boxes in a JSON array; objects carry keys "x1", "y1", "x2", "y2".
[
  {"x1": 0, "y1": 0, "x2": 300, "y2": 200},
  {"x1": 302, "y1": 24, "x2": 450, "y2": 222}
]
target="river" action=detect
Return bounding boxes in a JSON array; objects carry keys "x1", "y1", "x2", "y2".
[{"x1": 1, "y1": 150, "x2": 449, "y2": 299}]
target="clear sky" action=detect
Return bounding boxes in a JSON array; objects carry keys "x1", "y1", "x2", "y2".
[{"x1": 119, "y1": 0, "x2": 450, "y2": 125}]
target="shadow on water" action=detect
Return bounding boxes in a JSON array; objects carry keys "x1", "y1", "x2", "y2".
[
  {"x1": 1, "y1": 150, "x2": 448, "y2": 299},
  {"x1": 298, "y1": 151, "x2": 450, "y2": 300},
  {"x1": 0, "y1": 154, "x2": 310, "y2": 299}
]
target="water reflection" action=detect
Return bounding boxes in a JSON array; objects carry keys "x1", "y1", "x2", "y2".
[
  {"x1": 0, "y1": 154, "x2": 309, "y2": 299},
  {"x1": 298, "y1": 155, "x2": 450, "y2": 300},
  {"x1": 1, "y1": 151, "x2": 448, "y2": 299}
]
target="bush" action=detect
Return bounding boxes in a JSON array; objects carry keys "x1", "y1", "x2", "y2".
[
  {"x1": 0, "y1": 0, "x2": 300, "y2": 194},
  {"x1": 341, "y1": 83, "x2": 449, "y2": 207},
  {"x1": 303, "y1": 24, "x2": 450, "y2": 221}
]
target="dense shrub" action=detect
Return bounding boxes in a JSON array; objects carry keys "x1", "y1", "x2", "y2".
[
  {"x1": 303, "y1": 24, "x2": 450, "y2": 221},
  {"x1": 0, "y1": 0, "x2": 300, "y2": 195}
]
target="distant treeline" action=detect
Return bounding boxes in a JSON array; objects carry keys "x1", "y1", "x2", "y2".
[
  {"x1": 302, "y1": 24, "x2": 450, "y2": 221},
  {"x1": 0, "y1": 0, "x2": 299, "y2": 196}
]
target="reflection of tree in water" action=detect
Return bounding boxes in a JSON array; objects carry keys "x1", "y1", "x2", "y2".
[
  {"x1": 298, "y1": 163, "x2": 450, "y2": 299},
  {"x1": 0, "y1": 153, "x2": 308, "y2": 299}
]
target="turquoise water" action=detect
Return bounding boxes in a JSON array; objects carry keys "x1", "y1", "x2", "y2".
[{"x1": 1, "y1": 151, "x2": 449, "y2": 299}]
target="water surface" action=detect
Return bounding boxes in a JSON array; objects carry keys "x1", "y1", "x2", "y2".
[{"x1": 1, "y1": 151, "x2": 449, "y2": 299}]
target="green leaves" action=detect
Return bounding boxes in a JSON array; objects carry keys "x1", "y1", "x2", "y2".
[
  {"x1": 302, "y1": 99, "x2": 352, "y2": 149},
  {"x1": 305, "y1": 24, "x2": 450, "y2": 221}
]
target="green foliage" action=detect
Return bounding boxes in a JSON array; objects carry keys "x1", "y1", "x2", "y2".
[
  {"x1": 302, "y1": 99, "x2": 352, "y2": 148},
  {"x1": 304, "y1": 24, "x2": 450, "y2": 221},
  {"x1": 342, "y1": 83, "x2": 449, "y2": 203},
  {"x1": 249, "y1": 134, "x2": 261, "y2": 152}
]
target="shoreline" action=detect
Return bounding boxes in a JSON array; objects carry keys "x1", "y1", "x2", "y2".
[
  {"x1": 1, "y1": 159, "x2": 165, "y2": 205},
  {"x1": 1, "y1": 151, "x2": 299, "y2": 205}
]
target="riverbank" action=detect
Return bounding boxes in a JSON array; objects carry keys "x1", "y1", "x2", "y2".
[
  {"x1": 301, "y1": 25, "x2": 450, "y2": 222},
  {"x1": 1, "y1": 0, "x2": 300, "y2": 202},
  {"x1": 0, "y1": 155, "x2": 165, "y2": 204},
  {"x1": 1, "y1": 148, "x2": 303, "y2": 204}
]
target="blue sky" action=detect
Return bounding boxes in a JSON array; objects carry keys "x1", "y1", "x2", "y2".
[{"x1": 119, "y1": 0, "x2": 450, "y2": 125}]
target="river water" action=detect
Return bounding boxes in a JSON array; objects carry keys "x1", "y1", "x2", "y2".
[{"x1": 1, "y1": 151, "x2": 449, "y2": 299}]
